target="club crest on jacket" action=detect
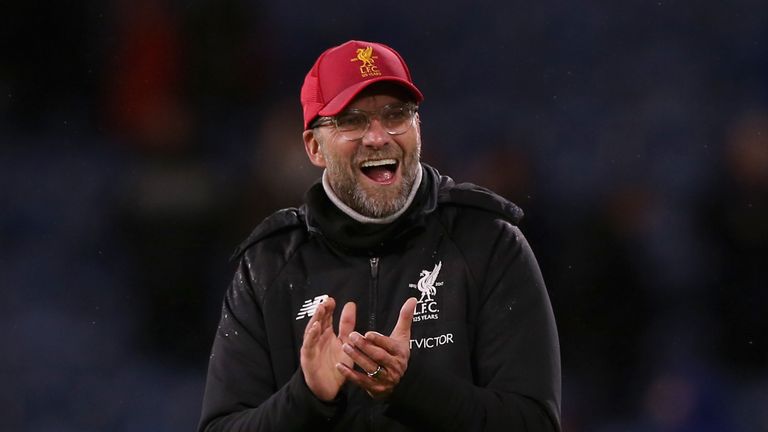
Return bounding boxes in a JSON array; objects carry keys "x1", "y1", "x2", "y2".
[{"x1": 409, "y1": 261, "x2": 443, "y2": 322}]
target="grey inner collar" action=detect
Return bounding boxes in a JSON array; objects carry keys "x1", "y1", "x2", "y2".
[{"x1": 321, "y1": 164, "x2": 423, "y2": 225}]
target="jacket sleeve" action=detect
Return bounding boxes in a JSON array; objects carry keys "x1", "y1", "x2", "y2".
[
  {"x1": 384, "y1": 222, "x2": 561, "y2": 431},
  {"x1": 197, "y1": 259, "x2": 342, "y2": 432}
]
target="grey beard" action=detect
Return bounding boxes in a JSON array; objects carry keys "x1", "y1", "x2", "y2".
[
  {"x1": 318, "y1": 127, "x2": 422, "y2": 219},
  {"x1": 325, "y1": 149, "x2": 421, "y2": 218},
  {"x1": 350, "y1": 173, "x2": 414, "y2": 218}
]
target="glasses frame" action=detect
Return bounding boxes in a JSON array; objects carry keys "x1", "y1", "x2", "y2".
[{"x1": 311, "y1": 102, "x2": 418, "y2": 141}]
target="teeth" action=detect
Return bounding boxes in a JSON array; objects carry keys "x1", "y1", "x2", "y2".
[{"x1": 361, "y1": 159, "x2": 397, "y2": 168}]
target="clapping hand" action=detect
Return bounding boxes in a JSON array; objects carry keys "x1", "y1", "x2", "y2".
[
  {"x1": 336, "y1": 297, "x2": 418, "y2": 399},
  {"x1": 300, "y1": 297, "x2": 356, "y2": 401}
]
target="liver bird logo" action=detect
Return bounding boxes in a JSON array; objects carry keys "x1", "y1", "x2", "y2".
[
  {"x1": 351, "y1": 46, "x2": 377, "y2": 68},
  {"x1": 409, "y1": 261, "x2": 444, "y2": 303}
]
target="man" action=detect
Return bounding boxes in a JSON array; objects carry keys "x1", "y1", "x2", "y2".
[{"x1": 198, "y1": 40, "x2": 561, "y2": 431}]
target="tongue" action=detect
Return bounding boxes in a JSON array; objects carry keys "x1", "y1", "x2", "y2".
[{"x1": 364, "y1": 166, "x2": 395, "y2": 183}]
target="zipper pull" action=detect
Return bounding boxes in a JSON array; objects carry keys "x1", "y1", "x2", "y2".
[{"x1": 369, "y1": 257, "x2": 379, "y2": 278}]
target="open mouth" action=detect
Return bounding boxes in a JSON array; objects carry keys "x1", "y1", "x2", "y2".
[{"x1": 360, "y1": 159, "x2": 399, "y2": 184}]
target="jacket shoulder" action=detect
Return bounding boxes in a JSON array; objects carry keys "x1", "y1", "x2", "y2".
[
  {"x1": 230, "y1": 207, "x2": 306, "y2": 261},
  {"x1": 436, "y1": 178, "x2": 524, "y2": 225}
]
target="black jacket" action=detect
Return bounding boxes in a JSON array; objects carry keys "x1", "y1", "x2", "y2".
[{"x1": 198, "y1": 164, "x2": 561, "y2": 431}]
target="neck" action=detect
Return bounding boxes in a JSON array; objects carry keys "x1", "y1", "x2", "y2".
[{"x1": 321, "y1": 164, "x2": 423, "y2": 225}]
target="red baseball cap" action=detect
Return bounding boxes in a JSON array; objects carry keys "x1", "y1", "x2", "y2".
[{"x1": 300, "y1": 40, "x2": 424, "y2": 130}]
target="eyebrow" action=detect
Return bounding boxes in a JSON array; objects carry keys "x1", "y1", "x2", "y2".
[{"x1": 340, "y1": 101, "x2": 410, "y2": 114}]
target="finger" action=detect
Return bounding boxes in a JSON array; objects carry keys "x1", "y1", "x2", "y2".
[
  {"x1": 338, "y1": 302, "x2": 356, "y2": 343},
  {"x1": 361, "y1": 331, "x2": 406, "y2": 358},
  {"x1": 335, "y1": 363, "x2": 367, "y2": 386},
  {"x1": 390, "y1": 297, "x2": 418, "y2": 339},
  {"x1": 350, "y1": 331, "x2": 395, "y2": 364},
  {"x1": 361, "y1": 331, "x2": 395, "y2": 356},
  {"x1": 315, "y1": 297, "x2": 336, "y2": 333},
  {"x1": 342, "y1": 340, "x2": 379, "y2": 374},
  {"x1": 336, "y1": 363, "x2": 392, "y2": 400},
  {"x1": 304, "y1": 298, "x2": 327, "y2": 338},
  {"x1": 336, "y1": 362, "x2": 382, "y2": 389},
  {"x1": 302, "y1": 321, "x2": 320, "y2": 351}
]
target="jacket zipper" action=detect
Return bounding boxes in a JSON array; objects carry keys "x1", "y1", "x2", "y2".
[
  {"x1": 368, "y1": 257, "x2": 379, "y2": 331},
  {"x1": 368, "y1": 256, "x2": 380, "y2": 432}
]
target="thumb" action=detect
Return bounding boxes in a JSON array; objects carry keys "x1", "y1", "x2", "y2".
[
  {"x1": 338, "y1": 302, "x2": 356, "y2": 342},
  {"x1": 391, "y1": 297, "x2": 418, "y2": 339}
]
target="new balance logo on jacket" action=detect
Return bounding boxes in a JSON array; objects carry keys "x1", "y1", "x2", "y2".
[{"x1": 295, "y1": 295, "x2": 329, "y2": 320}]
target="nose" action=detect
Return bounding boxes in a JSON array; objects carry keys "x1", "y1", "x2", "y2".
[{"x1": 361, "y1": 117, "x2": 389, "y2": 148}]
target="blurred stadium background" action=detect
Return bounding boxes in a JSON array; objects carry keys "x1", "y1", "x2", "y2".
[{"x1": 2, "y1": 1, "x2": 766, "y2": 431}]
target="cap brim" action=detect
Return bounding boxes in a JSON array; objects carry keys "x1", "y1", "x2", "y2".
[{"x1": 317, "y1": 77, "x2": 424, "y2": 118}]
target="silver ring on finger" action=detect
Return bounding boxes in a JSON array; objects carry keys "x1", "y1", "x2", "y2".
[{"x1": 366, "y1": 365, "x2": 383, "y2": 379}]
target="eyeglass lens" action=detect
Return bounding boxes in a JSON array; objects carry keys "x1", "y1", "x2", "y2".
[{"x1": 334, "y1": 103, "x2": 416, "y2": 140}]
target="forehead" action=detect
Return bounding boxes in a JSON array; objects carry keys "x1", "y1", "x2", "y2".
[{"x1": 345, "y1": 82, "x2": 414, "y2": 111}]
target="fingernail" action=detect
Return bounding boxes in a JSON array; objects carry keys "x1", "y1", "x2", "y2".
[{"x1": 350, "y1": 332, "x2": 362, "y2": 342}]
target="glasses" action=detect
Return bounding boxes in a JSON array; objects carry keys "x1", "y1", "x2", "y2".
[{"x1": 311, "y1": 102, "x2": 418, "y2": 141}]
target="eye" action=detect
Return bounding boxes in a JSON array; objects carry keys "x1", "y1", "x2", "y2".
[
  {"x1": 382, "y1": 106, "x2": 409, "y2": 123},
  {"x1": 335, "y1": 112, "x2": 368, "y2": 131}
]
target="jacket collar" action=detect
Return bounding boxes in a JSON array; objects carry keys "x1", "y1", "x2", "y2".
[{"x1": 302, "y1": 163, "x2": 440, "y2": 254}]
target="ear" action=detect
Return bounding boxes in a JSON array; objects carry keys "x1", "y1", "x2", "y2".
[{"x1": 303, "y1": 129, "x2": 327, "y2": 168}]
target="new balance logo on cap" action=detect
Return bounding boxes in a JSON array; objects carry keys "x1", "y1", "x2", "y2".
[{"x1": 295, "y1": 294, "x2": 329, "y2": 320}]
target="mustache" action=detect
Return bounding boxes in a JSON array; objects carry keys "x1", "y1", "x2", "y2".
[{"x1": 353, "y1": 147, "x2": 403, "y2": 164}]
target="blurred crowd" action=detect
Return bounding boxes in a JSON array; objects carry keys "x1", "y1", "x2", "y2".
[{"x1": 2, "y1": 1, "x2": 766, "y2": 431}]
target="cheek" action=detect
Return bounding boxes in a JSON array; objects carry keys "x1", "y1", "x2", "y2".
[
  {"x1": 330, "y1": 143, "x2": 360, "y2": 163},
  {"x1": 399, "y1": 135, "x2": 421, "y2": 159},
  {"x1": 322, "y1": 144, "x2": 357, "y2": 171}
]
